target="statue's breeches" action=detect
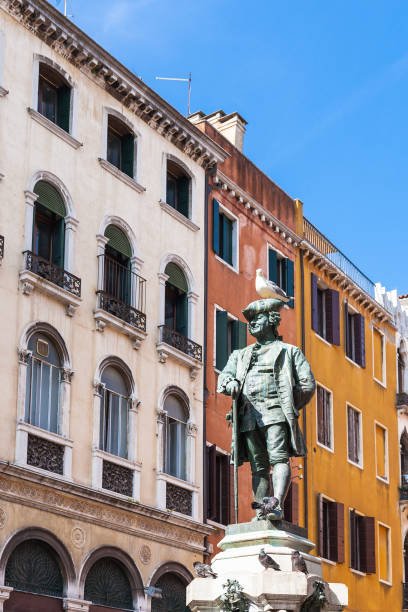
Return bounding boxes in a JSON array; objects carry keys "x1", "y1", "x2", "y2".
[{"x1": 244, "y1": 423, "x2": 290, "y2": 473}]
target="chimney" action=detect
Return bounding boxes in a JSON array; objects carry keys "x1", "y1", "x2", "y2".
[{"x1": 189, "y1": 109, "x2": 247, "y2": 152}]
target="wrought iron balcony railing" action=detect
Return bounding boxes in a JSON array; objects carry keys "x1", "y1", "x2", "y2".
[
  {"x1": 97, "y1": 255, "x2": 146, "y2": 332},
  {"x1": 158, "y1": 325, "x2": 202, "y2": 361},
  {"x1": 0, "y1": 235, "x2": 4, "y2": 260},
  {"x1": 303, "y1": 218, "x2": 375, "y2": 298},
  {"x1": 23, "y1": 250, "x2": 81, "y2": 297}
]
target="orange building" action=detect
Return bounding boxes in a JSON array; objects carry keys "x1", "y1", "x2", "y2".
[{"x1": 190, "y1": 110, "x2": 302, "y2": 555}]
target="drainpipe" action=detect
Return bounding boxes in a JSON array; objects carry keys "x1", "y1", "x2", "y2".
[{"x1": 300, "y1": 249, "x2": 308, "y2": 535}]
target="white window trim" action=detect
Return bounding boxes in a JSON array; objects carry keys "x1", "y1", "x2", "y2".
[
  {"x1": 213, "y1": 304, "x2": 238, "y2": 370},
  {"x1": 372, "y1": 326, "x2": 387, "y2": 388},
  {"x1": 162, "y1": 153, "x2": 196, "y2": 224},
  {"x1": 349, "y1": 507, "x2": 367, "y2": 576},
  {"x1": 346, "y1": 402, "x2": 363, "y2": 469},
  {"x1": 315, "y1": 382, "x2": 334, "y2": 453},
  {"x1": 377, "y1": 520, "x2": 392, "y2": 585},
  {"x1": 31, "y1": 54, "x2": 78, "y2": 138},
  {"x1": 314, "y1": 332, "x2": 333, "y2": 348},
  {"x1": 345, "y1": 355, "x2": 361, "y2": 369},
  {"x1": 374, "y1": 420, "x2": 389, "y2": 483},
  {"x1": 215, "y1": 201, "x2": 239, "y2": 273},
  {"x1": 101, "y1": 106, "x2": 142, "y2": 186}
]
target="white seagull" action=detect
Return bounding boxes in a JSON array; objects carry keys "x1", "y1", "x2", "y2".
[{"x1": 255, "y1": 269, "x2": 291, "y2": 303}]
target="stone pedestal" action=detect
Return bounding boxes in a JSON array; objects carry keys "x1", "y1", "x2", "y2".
[{"x1": 187, "y1": 521, "x2": 348, "y2": 612}]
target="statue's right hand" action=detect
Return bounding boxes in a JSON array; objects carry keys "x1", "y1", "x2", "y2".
[{"x1": 226, "y1": 380, "x2": 239, "y2": 399}]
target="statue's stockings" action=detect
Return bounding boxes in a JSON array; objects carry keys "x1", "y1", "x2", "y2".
[{"x1": 253, "y1": 461, "x2": 291, "y2": 512}]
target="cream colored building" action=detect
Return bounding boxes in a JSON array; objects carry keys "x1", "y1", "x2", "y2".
[{"x1": 0, "y1": 0, "x2": 226, "y2": 610}]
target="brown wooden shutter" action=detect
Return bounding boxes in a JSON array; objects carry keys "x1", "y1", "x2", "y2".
[
  {"x1": 329, "y1": 502, "x2": 345, "y2": 563},
  {"x1": 318, "y1": 494, "x2": 324, "y2": 557},
  {"x1": 350, "y1": 509, "x2": 356, "y2": 569},
  {"x1": 325, "y1": 289, "x2": 340, "y2": 345},
  {"x1": 207, "y1": 445, "x2": 217, "y2": 521},
  {"x1": 347, "y1": 406, "x2": 355, "y2": 462},
  {"x1": 344, "y1": 300, "x2": 350, "y2": 357},
  {"x1": 360, "y1": 516, "x2": 376, "y2": 574},
  {"x1": 354, "y1": 314, "x2": 366, "y2": 368},
  {"x1": 221, "y1": 455, "x2": 230, "y2": 525},
  {"x1": 291, "y1": 481, "x2": 299, "y2": 526},
  {"x1": 311, "y1": 273, "x2": 319, "y2": 332},
  {"x1": 229, "y1": 460, "x2": 235, "y2": 524}
]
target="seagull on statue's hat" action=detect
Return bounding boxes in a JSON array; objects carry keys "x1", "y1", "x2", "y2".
[
  {"x1": 255, "y1": 268, "x2": 291, "y2": 303},
  {"x1": 242, "y1": 298, "x2": 285, "y2": 322}
]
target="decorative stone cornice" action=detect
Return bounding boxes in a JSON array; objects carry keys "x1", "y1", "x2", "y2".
[
  {"x1": 1, "y1": 0, "x2": 228, "y2": 169},
  {"x1": 0, "y1": 462, "x2": 213, "y2": 551},
  {"x1": 212, "y1": 170, "x2": 300, "y2": 247}
]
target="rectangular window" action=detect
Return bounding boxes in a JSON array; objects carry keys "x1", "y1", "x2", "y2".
[
  {"x1": 378, "y1": 523, "x2": 391, "y2": 583},
  {"x1": 38, "y1": 64, "x2": 71, "y2": 132},
  {"x1": 106, "y1": 115, "x2": 135, "y2": 178},
  {"x1": 206, "y1": 445, "x2": 232, "y2": 525},
  {"x1": 311, "y1": 274, "x2": 340, "y2": 344},
  {"x1": 212, "y1": 199, "x2": 238, "y2": 269},
  {"x1": 347, "y1": 405, "x2": 362, "y2": 466},
  {"x1": 215, "y1": 309, "x2": 247, "y2": 371},
  {"x1": 344, "y1": 302, "x2": 365, "y2": 366},
  {"x1": 316, "y1": 385, "x2": 333, "y2": 450},
  {"x1": 350, "y1": 510, "x2": 376, "y2": 573},
  {"x1": 375, "y1": 423, "x2": 388, "y2": 481},
  {"x1": 268, "y1": 248, "x2": 294, "y2": 308},
  {"x1": 373, "y1": 328, "x2": 385, "y2": 383},
  {"x1": 166, "y1": 160, "x2": 190, "y2": 218},
  {"x1": 318, "y1": 495, "x2": 344, "y2": 563}
]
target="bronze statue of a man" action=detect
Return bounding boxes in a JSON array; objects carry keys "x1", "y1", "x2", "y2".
[{"x1": 217, "y1": 298, "x2": 316, "y2": 520}]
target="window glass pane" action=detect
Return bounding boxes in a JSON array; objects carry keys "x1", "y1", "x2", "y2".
[
  {"x1": 39, "y1": 363, "x2": 50, "y2": 430},
  {"x1": 99, "y1": 394, "x2": 106, "y2": 450},
  {"x1": 50, "y1": 366, "x2": 60, "y2": 434},
  {"x1": 178, "y1": 422, "x2": 186, "y2": 480},
  {"x1": 165, "y1": 395, "x2": 187, "y2": 422},
  {"x1": 101, "y1": 366, "x2": 128, "y2": 396},
  {"x1": 373, "y1": 329, "x2": 383, "y2": 381},
  {"x1": 166, "y1": 176, "x2": 177, "y2": 208},
  {"x1": 39, "y1": 77, "x2": 57, "y2": 123},
  {"x1": 119, "y1": 397, "x2": 128, "y2": 459},
  {"x1": 25, "y1": 359, "x2": 32, "y2": 423},
  {"x1": 107, "y1": 129, "x2": 122, "y2": 169},
  {"x1": 167, "y1": 419, "x2": 178, "y2": 476},
  {"x1": 108, "y1": 393, "x2": 120, "y2": 456},
  {"x1": 30, "y1": 359, "x2": 41, "y2": 427}
]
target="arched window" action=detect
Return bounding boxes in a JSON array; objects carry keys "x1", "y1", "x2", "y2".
[
  {"x1": 165, "y1": 263, "x2": 188, "y2": 338},
  {"x1": 5, "y1": 539, "x2": 63, "y2": 598},
  {"x1": 152, "y1": 572, "x2": 188, "y2": 612},
  {"x1": 164, "y1": 393, "x2": 188, "y2": 480},
  {"x1": 25, "y1": 332, "x2": 62, "y2": 434},
  {"x1": 107, "y1": 115, "x2": 135, "y2": 178},
  {"x1": 38, "y1": 62, "x2": 71, "y2": 132},
  {"x1": 84, "y1": 558, "x2": 133, "y2": 610},
  {"x1": 100, "y1": 365, "x2": 130, "y2": 459},
  {"x1": 32, "y1": 180, "x2": 67, "y2": 270},
  {"x1": 166, "y1": 159, "x2": 191, "y2": 219}
]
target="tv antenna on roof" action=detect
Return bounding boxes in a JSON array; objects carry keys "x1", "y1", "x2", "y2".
[{"x1": 155, "y1": 72, "x2": 191, "y2": 116}]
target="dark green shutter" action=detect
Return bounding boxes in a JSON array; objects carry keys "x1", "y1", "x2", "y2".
[
  {"x1": 268, "y1": 249, "x2": 277, "y2": 283},
  {"x1": 34, "y1": 181, "x2": 66, "y2": 217},
  {"x1": 222, "y1": 215, "x2": 233, "y2": 265},
  {"x1": 213, "y1": 199, "x2": 220, "y2": 254},
  {"x1": 231, "y1": 320, "x2": 247, "y2": 350},
  {"x1": 176, "y1": 293, "x2": 188, "y2": 337},
  {"x1": 311, "y1": 273, "x2": 319, "y2": 332},
  {"x1": 165, "y1": 263, "x2": 188, "y2": 292},
  {"x1": 121, "y1": 133, "x2": 134, "y2": 178},
  {"x1": 281, "y1": 258, "x2": 288, "y2": 293},
  {"x1": 52, "y1": 217, "x2": 65, "y2": 269},
  {"x1": 57, "y1": 85, "x2": 70, "y2": 132},
  {"x1": 286, "y1": 259, "x2": 294, "y2": 308},
  {"x1": 216, "y1": 310, "x2": 228, "y2": 370},
  {"x1": 177, "y1": 176, "x2": 190, "y2": 218},
  {"x1": 104, "y1": 225, "x2": 132, "y2": 258}
]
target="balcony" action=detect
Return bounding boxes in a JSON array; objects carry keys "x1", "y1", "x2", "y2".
[
  {"x1": 157, "y1": 325, "x2": 202, "y2": 380},
  {"x1": 19, "y1": 250, "x2": 82, "y2": 316},
  {"x1": 94, "y1": 255, "x2": 147, "y2": 349},
  {"x1": 303, "y1": 218, "x2": 375, "y2": 298}
]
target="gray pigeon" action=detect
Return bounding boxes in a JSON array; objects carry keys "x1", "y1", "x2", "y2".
[
  {"x1": 258, "y1": 548, "x2": 281, "y2": 571},
  {"x1": 251, "y1": 496, "x2": 279, "y2": 520},
  {"x1": 193, "y1": 561, "x2": 217, "y2": 578},
  {"x1": 291, "y1": 550, "x2": 308, "y2": 575}
]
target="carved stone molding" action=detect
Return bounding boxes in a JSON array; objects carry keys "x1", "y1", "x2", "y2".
[
  {"x1": 0, "y1": 507, "x2": 7, "y2": 528},
  {"x1": 139, "y1": 544, "x2": 152, "y2": 565},
  {"x1": 71, "y1": 526, "x2": 86, "y2": 548},
  {"x1": 27, "y1": 434, "x2": 64, "y2": 474},
  {"x1": 93, "y1": 381, "x2": 105, "y2": 397},
  {"x1": 187, "y1": 423, "x2": 199, "y2": 437},
  {"x1": 166, "y1": 482, "x2": 192, "y2": 516},
  {"x1": 61, "y1": 368, "x2": 74, "y2": 383},
  {"x1": 18, "y1": 348, "x2": 32, "y2": 364},
  {"x1": 102, "y1": 460, "x2": 133, "y2": 497}
]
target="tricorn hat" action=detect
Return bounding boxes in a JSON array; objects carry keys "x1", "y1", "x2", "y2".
[{"x1": 242, "y1": 298, "x2": 285, "y2": 322}]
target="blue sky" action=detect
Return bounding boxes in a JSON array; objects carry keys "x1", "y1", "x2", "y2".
[{"x1": 61, "y1": 0, "x2": 407, "y2": 294}]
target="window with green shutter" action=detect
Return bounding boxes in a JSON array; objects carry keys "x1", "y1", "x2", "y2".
[
  {"x1": 213, "y1": 200, "x2": 236, "y2": 267},
  {"x1": 268, "y1": 247, "x2": 294, "y2": 307},
  {"x1": 38, "y1": 63, "x2": 71, "y2": 132},
  {"x1": 216, "y1": 309, "x2": 247, "y2": 370},
  {"x1": 165, "y1": 263, "x2": 189, "y2": 337},
  {"x1": 166, "y1": 159, "x2": 191, "y2": 218},
  {"x1": 32, "y1": 181, "x2": 66, "y2": 268},
  {"x1": 107, "y1": 115, "x2": 135, "y2": 178},
  {"x1": 103, "y1": 225, "x2": 132, "y2": 306}
]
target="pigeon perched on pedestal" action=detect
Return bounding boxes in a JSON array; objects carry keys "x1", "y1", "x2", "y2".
[
  {"x1": 291, "y1": 550, "x2": 308, "y2": 575},
  {"x1": 251, "y1": 496, "x2": 279, "y2": 520},
  {"x1": 255, "y1": 269, "x2": 291, "y2": 303},
  {"x1": 258, "y1": 548, "x2": 281, "y2": 571},
  {"x1": 193, "y1": 561, "x2": 217, "y2": 578}
]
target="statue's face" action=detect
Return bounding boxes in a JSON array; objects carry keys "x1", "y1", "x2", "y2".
[{"x1": 248, "y1": 312, "x2": 271, "y2": 338}]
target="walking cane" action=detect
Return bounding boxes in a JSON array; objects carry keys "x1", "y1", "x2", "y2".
[{"x1": 232, "y1": 396, "x2": 239, "y2": 524}]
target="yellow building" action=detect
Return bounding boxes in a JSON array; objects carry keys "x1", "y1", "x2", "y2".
[{"x1": 295, "y1": 202, "x2": 401, "y2": 611}]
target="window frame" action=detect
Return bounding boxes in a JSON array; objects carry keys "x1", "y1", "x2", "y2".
[
  {"x1": 344, "y1": 301, "x2": 365, "y2": 367},
  {"x1": 372, "y1": 326, "x2": 386, "y2": 387},
  {"x1": 163, "y1": 394, "x2": 189, "y2": 482},
  {"x1": 377, "y1": 521, "x2": 392, "y2": 585},
  {"x1": 213, "y1": 304, "x2": 237, "y2": 372},
  {"x1": 346, "y1": 403, "x2": 363, "y2": 469},
  {"x1": 214, "y1": 201, "x2": 239, "y2": 273},
  {"x1": 374, "y1": 420, "x2": 389, "y2": 483},
  {"x1": 315, "y1": 383, "x2": 334, "y2": 452},
  {"x1": 206, "y1": 443, "x2": 232, "y2": 528},
  {"x1": 162, "y1": 154, "x2": 195, "y2": 224},
  {"x1": 318, "y1": 493, "x2": 344, "y2": 564},
  {"x1": 349, "y1": 508, "x2": 366, "y2": 575}
]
